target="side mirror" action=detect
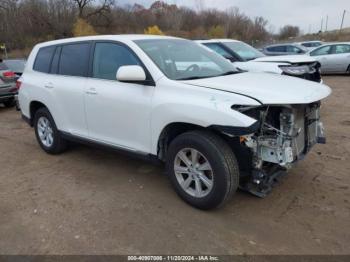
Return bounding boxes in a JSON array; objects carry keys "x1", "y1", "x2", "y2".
[{"x1": 116, "y1": 65, "x2": 146, "y2": 82}]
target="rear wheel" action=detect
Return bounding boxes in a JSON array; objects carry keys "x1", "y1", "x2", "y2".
[
  {"x1": 166, "y1": 130, "x2": 239, "y2": 210},
  {"x1": 34, "y1": 107, "x2": 68, "y2": 154}
]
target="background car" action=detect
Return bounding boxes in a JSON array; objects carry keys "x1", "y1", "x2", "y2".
[
  {"x1": 297, "y1": 41, "x2": 324, "y2": 50},
  {"x1": 197, "y1": 39, "x2": 322, "y2": 82},
  {"x1": 3, "y1": 59, "x2": 26, "y2": 80},
  {"x1": 261, "y1": 43, "x2": 308, "y2": 56},
  {"x1": 307, "y1": 42, "x2": 350, "y2": 74},
  {"x1": 0, "y1": 59, "x2": 17, "y2": 107}
]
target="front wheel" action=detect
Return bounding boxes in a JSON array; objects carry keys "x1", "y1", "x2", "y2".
[{"x1": 166, "y1": 130, "x2": 239, "y2": 210}]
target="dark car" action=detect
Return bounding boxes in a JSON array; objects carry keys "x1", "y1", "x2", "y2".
[
  {"x1": 3, "y1": 59, "x2": 26, "y2": 80},
  {"x1": 0, "y1": 59, "x2": 17, "y2": 107}
]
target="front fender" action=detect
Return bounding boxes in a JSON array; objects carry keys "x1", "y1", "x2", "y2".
[{"x1": 150, "y1": 79, "x2": 261, "y2": 155}]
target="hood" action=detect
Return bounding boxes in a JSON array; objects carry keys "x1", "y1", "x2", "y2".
[
  {"x1": 180, "y1": 72, "x2": 331, "y2": 105},
  {"x1": 234, "y1": 61, "x2": 285, "y2": 74},
  {"x1": 254, "y1": 55, "x2": 315, "y2": 64}
]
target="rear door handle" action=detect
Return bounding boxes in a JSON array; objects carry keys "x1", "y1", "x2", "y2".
[
  {"x1": 44, "y1": 82, "x2": 54, "y2": 89},
  {"x1": 86, "y1": 88, "x2": 98, "y2": 95}
]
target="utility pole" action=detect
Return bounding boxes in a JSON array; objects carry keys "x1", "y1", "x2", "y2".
[
  {"x1": 340, "y1": 10, "x2": 346, "y2": 31},
  {"x1": 325, "y1": 15, "x2": 328, "y2": 31},
  {"x1": 321, "y1": 17, "x2": 324, "y2": 32}
]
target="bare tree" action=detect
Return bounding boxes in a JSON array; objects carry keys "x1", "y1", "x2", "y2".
[
  {"x1": 279, "y1": 25, "x2": 300, "y2": 40},
  {"x1": 72, "y1": 0, "x2": 114, "y2": 18}
]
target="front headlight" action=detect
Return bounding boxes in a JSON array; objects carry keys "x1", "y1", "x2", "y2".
[{"x1": 279, "y1": 65, "x2": 315, "y2": 75}]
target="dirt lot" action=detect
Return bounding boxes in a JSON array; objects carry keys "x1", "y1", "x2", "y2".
[{"x1": 0, "y1": 76, "x2": 349, "y2": 255}]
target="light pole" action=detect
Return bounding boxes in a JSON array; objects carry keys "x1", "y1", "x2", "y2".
[{"x1": 340, "y1": 10, "x2": 347, "y2": 31}]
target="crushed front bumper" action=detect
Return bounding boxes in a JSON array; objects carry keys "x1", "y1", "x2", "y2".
[{"x1": 240, "y1": 103, "x2": 326, "y2": 197}]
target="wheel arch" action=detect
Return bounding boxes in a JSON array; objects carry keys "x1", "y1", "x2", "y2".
[
  {"x1": 29, "y1": 100, "x2": 49, "y2": 126},
  {"x1": 157, "y1": 122, "x2": 206, "y2": 161}
]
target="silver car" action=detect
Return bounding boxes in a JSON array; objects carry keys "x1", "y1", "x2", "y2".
[
  {"x1": 308, "y1": 42, "x2": 350, "y2": 74},
  {"x1": 262, "y1": 43, "x2": 308, "y2": 56},
  {"x1": 0, "y1": 59, "x2": 17, "y2": 107}
]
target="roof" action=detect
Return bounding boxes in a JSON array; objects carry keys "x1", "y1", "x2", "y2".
[
  {"x1": 195, "y1": 39, "x2": 241, "y2": 44},
  {"x1": 320, "y1": 42, "x2": 350, "y2": 45},
  {"x1": 36, "y1": 34, "x2": 181, "y2": 48}
]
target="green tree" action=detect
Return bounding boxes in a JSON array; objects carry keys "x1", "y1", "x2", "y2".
[{"x1": 207, "y1": 25, "x2": 225, "y2": 38}]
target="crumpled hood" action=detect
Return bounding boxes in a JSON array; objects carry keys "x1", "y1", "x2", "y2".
[
  {"x1": 254, "y1": 55, "x2": 315, "y2": 64},
  {"x1": 181, "y1": 72, "x2": 331, "y2": 105}
]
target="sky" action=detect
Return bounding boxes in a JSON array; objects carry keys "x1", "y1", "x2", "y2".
[{"x1": 118, "y1": 0, "x2": 350, "y2": 33}]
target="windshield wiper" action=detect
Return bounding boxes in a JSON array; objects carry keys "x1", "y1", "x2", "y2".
[{"x1": 177, "y1": 76, "x2": 207, "y2": 80}]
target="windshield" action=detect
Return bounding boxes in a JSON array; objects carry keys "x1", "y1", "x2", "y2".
[
  {"x1": 135, "y1": 39, "x2": 238, "y2": 80},
  {"x1": 223, "y1": 42, "x2": 265, "y2": 61},
  {"x1": 4, "y1": 60, "x2": 26, "y2": 73}
]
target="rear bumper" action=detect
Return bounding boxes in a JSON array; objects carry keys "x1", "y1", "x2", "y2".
[{"x1": 0, "y1": 83, "x2": 17, "y2": 102}]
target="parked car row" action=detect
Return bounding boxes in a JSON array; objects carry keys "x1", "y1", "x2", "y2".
[
  {"x1": 16, "y1": 35, "x2": 332, "y2": 210},
  {"x1": 258, "y1": 41, "x2": 350, "y2": 75},
  {"x1": 196, "y1": 39, "x2": 322, "y2": 82}
]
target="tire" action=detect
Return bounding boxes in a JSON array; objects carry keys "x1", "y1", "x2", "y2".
[
  {"x1": 166, "y1": 130, "x2": 239, "y2": 210},
  {"x1": 33, "y1": 107, "x2": 68, "y2": 154},
  {"x1": 3, "y1": 98, "x2": 15, "y2": 108},
  {"x1": 347, "y1": 65, "x2": 350, "y2": 75}
]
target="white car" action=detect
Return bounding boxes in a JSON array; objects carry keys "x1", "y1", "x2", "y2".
[
  {"x1": 197, "y1": 39, "x2": 322, "y2": 83},
  {"x1": 19, "y1": 35, "x2": 331, "y2": 209},
  {"x1": 296, "y1": 41, "x2": 324, "y2": 50},
  {"x1": 306, "y1": 42, "x2": 350, "y2": 74}
]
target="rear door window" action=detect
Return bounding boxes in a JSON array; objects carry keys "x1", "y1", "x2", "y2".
[
  {"x1": 33, "y1": 46, "x2": 56, "y2": 73},
  {"x1": 59, "y1": 43, "x2": 91, "y2": 77},
  {"x1": 333, "y1": 44, "x2": 350, "y2": 54},
  {"x1": 50, "y1": 46, "x2": 61, "y2": 74}
]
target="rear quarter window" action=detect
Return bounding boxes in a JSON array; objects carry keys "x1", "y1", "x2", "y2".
[{"x1": 33, "y1": 46, "x2": 56, "y2": 73}]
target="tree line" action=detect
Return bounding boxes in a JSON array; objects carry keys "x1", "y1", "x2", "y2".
[{"x1": 0, "y1": 0, "x2": 301, "y2": 52}]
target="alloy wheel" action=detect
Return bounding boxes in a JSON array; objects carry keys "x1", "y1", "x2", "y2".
[{"x1": 174, "y1": 148, "x2": 214, "y2": 198}]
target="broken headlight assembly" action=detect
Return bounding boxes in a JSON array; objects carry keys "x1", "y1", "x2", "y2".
[{"x1": 279, "y1": 64, "x2": 316, "y2": 75}]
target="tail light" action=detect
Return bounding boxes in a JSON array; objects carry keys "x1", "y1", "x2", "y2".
[
  {"x1": 15, "y1": 80, "x2": 22, "y2": 90},
  {"x1": 2, "y1": 71, "x2": 16, "y2": 79}
]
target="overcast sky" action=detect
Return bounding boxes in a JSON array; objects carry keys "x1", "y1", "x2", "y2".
[{"x1": 118, "y1": 0, "x2": 350, "y2": 33}]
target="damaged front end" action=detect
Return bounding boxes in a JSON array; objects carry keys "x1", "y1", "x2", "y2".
[{"x1": 232, "y1": 103, "x2": 326, "y2": 197}]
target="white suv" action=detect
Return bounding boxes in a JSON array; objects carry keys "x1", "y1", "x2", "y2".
[{"x1": 19, "y1": 35, "x2": 331, "y2": 209}]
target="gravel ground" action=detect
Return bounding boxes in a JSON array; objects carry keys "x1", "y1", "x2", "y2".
[{"x1": 0, "y1": 76, "x2": 349, "y2": 255}]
